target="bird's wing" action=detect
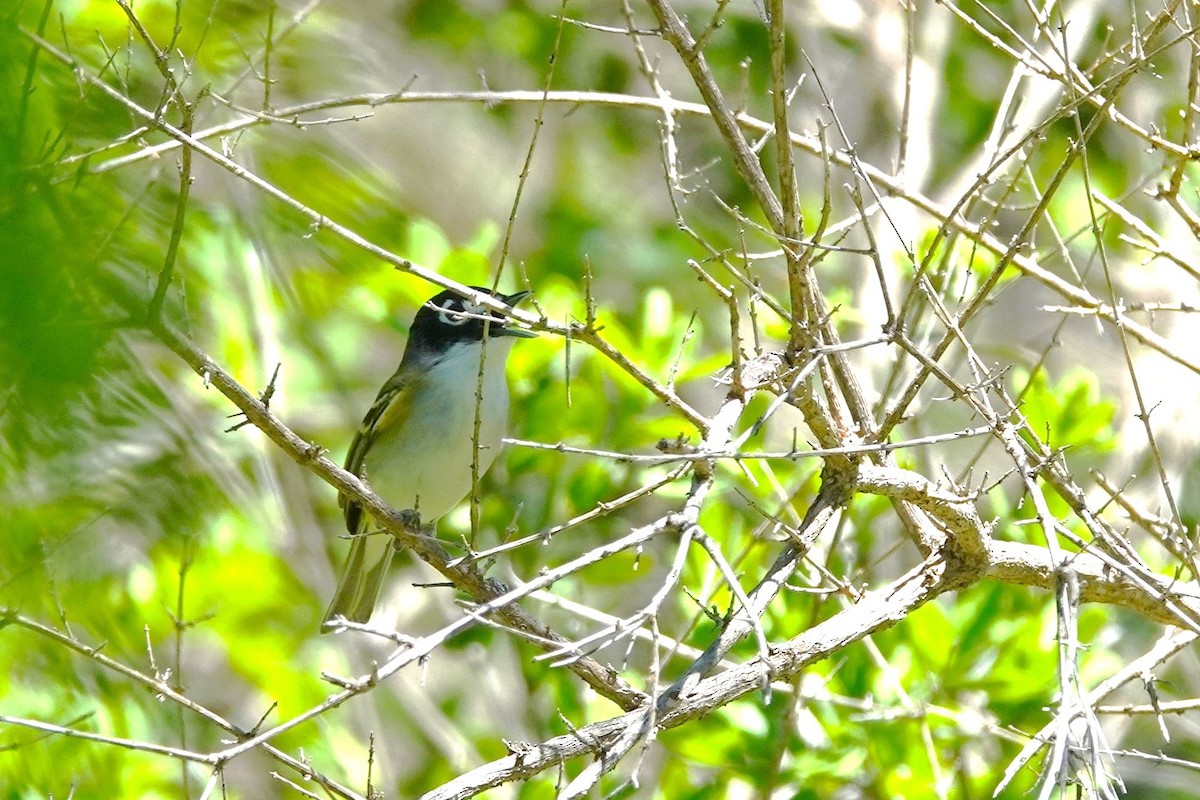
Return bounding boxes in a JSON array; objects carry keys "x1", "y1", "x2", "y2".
[{"x1": 341, "y1": 368, "x2": 414, "y2": 533}]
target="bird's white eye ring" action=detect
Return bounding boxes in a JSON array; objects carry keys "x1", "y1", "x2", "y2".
[
  {"x1": 437, "y1": 299, "x2": 470, "y2": 326},
  {"x1": 436, "y1": 298, "x2": 490, "y2": 327}
]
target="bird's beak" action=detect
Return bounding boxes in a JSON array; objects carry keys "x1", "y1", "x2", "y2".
[{"x1": 498, "y1": 290, "x2": 537, "y2": 338}]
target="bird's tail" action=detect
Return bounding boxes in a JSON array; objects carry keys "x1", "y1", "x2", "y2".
[{"x1": 321, "y1": 528, "x2": 394, "y2": 632}]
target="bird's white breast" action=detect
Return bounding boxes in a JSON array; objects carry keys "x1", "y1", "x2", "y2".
[{"x1": 362, "y1": 338, "x2": 513, "y2": 522}]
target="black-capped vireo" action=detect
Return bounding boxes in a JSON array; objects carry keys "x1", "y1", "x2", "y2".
[{"x1": 322, "y1": 286, "x2": 534, "y2": 631}]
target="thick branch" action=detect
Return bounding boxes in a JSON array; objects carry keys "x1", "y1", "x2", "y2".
[
  {"x1": 423, "y1": 554, "x2": 973, "y2": 800},
  {"x1": 986, "y1": 540, "x2": 1200, "y2": 627}
]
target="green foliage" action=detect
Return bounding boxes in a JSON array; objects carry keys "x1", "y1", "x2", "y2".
[
  {"x1": 1014, "y1": 367, "x2": 1119, "y2": 459},
  {"x1": 1, "y1": 2, "x2": 1195, "y2": 799}
]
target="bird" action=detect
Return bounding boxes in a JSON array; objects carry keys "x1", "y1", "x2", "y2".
[{"x1": 322, "y1": 285, "x2": 534, "y2": 631}]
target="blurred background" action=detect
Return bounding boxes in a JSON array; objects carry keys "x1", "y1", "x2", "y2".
[{"x1": 3, "y1": 1, "x2": 1200, "y2": 797}]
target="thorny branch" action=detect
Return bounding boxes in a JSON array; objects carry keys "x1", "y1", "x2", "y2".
[{"x1": 11, "y1": 1, "x2": 1200, "y2": 797}]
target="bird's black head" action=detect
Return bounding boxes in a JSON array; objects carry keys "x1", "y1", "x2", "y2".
[{"x1": 405, "y1": 286, "x2": 534, "y2": 357}]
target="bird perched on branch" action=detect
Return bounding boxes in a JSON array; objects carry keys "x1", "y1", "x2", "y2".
[{"x1": 322, "y1": 285, "x2": 534, "y2": 631}]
